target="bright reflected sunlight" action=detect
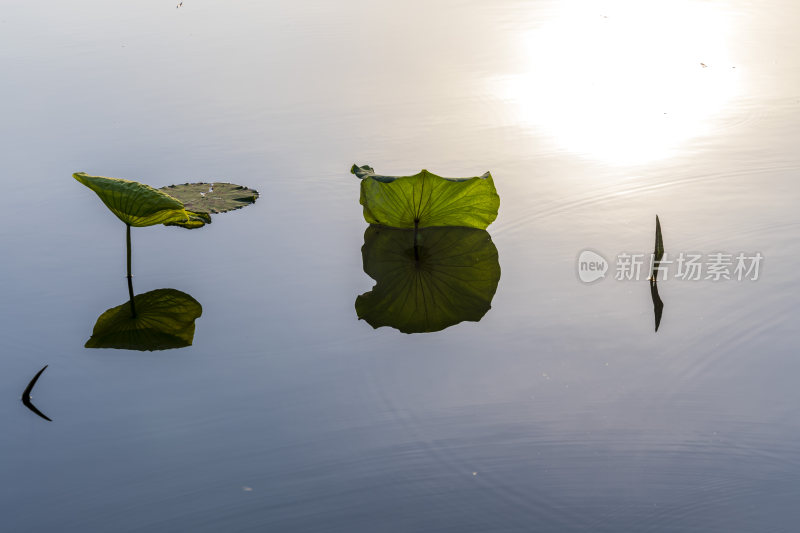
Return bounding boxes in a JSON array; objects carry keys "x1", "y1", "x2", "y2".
[{"x1": 496, "y1": 0, "x2": 741, "y2": 165}]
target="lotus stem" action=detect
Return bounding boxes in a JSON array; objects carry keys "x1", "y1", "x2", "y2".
[
  {"x1": 126, "y1": 224, "x2": 137, "y2": 318},
  {"x1": 413, "y1": 219, "x2": 420, "y2": 262}
]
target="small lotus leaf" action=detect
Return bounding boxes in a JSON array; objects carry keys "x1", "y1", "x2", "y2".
[
  {"x1": 160, "y1": 183, "x2": 259, "y2": 215},
  {"x1": 355, "y1": 225, "x2": 500, "y2": 333},
  {"x1": 85, "y1": 289, "x2": 202, "y2": 351},
  {"x1": 73, "y1": 172, "x2": 190, "y2": 227},
  {"x1": 164, "y1": 210, "x2": 213, "y2": 229},
  {"x1": 352, "y1": 164, "x2": 500, "y2": 230}
]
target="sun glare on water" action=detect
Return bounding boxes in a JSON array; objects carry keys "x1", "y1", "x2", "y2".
[{"x1": 497, "y1": 0, "x2": 741, "y2": 165}]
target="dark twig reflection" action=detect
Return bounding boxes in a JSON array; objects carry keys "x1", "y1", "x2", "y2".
[{"x1": 650, "y1": 280, "x2": 664, "y2": 332}]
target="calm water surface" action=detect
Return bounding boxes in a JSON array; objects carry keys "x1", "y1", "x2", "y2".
[{"x1": 2, "y1": 1, "x2": 799, "y2": 531}]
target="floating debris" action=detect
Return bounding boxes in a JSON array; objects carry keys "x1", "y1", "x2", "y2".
[{"x1": 22, "y1": 365, "x2": 51, "y2": 422}]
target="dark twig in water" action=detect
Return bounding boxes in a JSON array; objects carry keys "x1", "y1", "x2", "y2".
[
  {"x1": 651, "y1": 215, "x2": 664, "y2": 281},
  {"x1": 22, "y1": 365, "x2": 52, "y2": 422},
  {"x1": 649, "y1": 215, "x2": 665, "y2": 332}
]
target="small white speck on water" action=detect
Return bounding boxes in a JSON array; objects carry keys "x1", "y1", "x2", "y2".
[{"x1": 242, "y1": 486, "x2": 253, "y2": 492}]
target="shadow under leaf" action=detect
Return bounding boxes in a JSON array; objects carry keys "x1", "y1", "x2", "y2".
[
  {"x1": 356, "y1": 225, "x2": 500, "y2": 334},
  {"x1": 86, "y1": 289, "x2": 202, "y2": 351}
]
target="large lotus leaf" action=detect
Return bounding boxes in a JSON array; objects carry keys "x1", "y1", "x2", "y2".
[
  {"x1": 352, "y1": 164, "x2": 500, "y2": 230},
  {"x1": 160, "y1": 183, "x2": 259, "y2": 214},
  {"x1": 355, "y1": 225, "x2": 500, "y2": 333},
  {"x1": 73, "y1": 173, "x2": 190, "y2": 227},
  {"x1": 85, "y1": 289, "x2": 202, "y2": 351}
]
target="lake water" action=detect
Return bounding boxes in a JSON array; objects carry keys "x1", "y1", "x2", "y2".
[{"x1": 2, "y1": 1, "x2": 799, "y2": 531}]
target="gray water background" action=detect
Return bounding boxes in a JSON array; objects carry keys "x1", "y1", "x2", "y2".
[{"x1": 1, "y1": 1, "x2": 799, "y2": 531}]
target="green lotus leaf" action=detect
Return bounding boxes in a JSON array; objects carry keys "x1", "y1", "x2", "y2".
[
  {"x1": 352, "y1": 164, "x2": 500, "y2": 230},
  {"x1": 85, "y1": 289, "x2": 202, "y2": 351},
  {"x1": 73, "y1": 172, "x2": 190, "y2": 227},
  {"x1": 355, "y1": 225, "x2": 500, "y2": 334},
  {"x1": 160, "y1": 182, "x2": 259, "y2": 214},
  {"x1": 164, "y1": 210, "x2": 213, "y2": 229}
]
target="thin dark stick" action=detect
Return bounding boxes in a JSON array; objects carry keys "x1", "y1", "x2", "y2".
[{"x1": 126, "y1": 224, "x2": 137, "y2": 318}]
